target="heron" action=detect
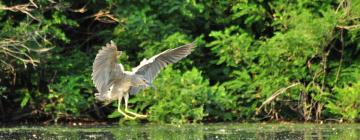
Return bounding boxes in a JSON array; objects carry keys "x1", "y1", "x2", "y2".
[{"x1": 92, "y1": 41, "x2": 195, "y2": 119}]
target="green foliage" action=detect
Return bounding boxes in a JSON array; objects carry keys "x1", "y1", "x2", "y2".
[
  {"x1": 0, "y1": 0, "x2": 359, "y2": 123},
  {"x1": 207, "y1": 0, "x2": 359, "y2": 121},
  {"x1": 327, "y1": 81, "x2": 360, "y2": 122},
  {"x1": 20, "y1": 91, "x2": 31, "y2": 108},
  {"x1": 208, "y1": 26, "x2": 255, "y2": 66},
  {"x1": 127, "y1": 67, "x2": 235, "y2": 123},
  {"x1": 44, "y1": 49, "x2": 93, "y2": 120},
  {"x1": 46, "y1": 76, "x2": 90, "y2": 119},
  {"x1": 327, "y1": 63, "x2": 360, "y2": 122}
]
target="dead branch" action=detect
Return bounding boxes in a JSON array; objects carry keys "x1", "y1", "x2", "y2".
[
  {"x1": 0, "y1": 30, "x2": 54, "y2": 71},
  {"x1": 0, "y1": 39, "x2": 39, "y2": 68},
  {"x1": 335, "y1": 30, "x2": 345, "y2": 84},
  {"x1": 0, "y1": 3, "x2": 38, "y2": 21},
  {"x1": 93, "y1": 10, "x2": 120, "y2": 23},
  {"x1": 256, "y1": 83, "x2": 300, "y2": 115},
  {"x1": 336, "y1": 24, "x2": 360, "y2": 30}
]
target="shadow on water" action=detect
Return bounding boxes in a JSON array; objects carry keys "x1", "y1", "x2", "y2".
[{"x1": 0, "y1": 123, "x2": 359, "y2": 139}]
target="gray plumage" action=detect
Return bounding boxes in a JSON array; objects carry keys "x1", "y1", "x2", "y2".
[{"x1": 92, "y1": 41, "x2": 195, "y2": 104}]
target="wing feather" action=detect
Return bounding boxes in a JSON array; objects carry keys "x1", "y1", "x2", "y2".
[
  {"x1": 129, "y1": 42, "x2": 195, "y2": 95},
  {"x1": 92, "y1": 41, "x2": 123, "y2": 94}
]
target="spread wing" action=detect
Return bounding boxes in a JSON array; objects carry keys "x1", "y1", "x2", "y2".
[
  {"x1": 92, "y1": 41, "x2": 123, "y2": 94},
  {"x1": 129, "y1": 42, "x2": 195, "y2": 95}
]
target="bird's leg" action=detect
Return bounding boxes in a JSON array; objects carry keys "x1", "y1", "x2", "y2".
[
  {"x1": 124, "y1": 93, "x2": 147, "y2": 118},
  {"x1": 117, "y1": 95, "x2": 135, "y2": 120}
]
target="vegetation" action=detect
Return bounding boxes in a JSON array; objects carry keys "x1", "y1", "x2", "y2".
[{"x1": 0, "y1": 0, "x2": 359, "y2": 124}]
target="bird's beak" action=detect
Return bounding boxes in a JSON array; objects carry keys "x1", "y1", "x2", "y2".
[{"x1": 117, "y1": 51, "x2": 122, "y2": 59}]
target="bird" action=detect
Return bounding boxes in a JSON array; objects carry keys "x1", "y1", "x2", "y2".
[{"x1": 92, "y1": 41, "x2": 195, "y2": 119}]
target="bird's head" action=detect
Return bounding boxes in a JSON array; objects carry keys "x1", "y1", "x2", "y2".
[{"x1": 133, "y1": 75, "x2": 152, "y2": 87}]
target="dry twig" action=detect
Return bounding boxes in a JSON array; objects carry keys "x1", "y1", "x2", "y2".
[
  {"x1": 0, "y1": 3, "x2": 38, "y2": 21},
  {"x1": 93, "y1": 10, "x2": 120, "y2": 23},
  {"x1": 336, "y1": 24, "x2": 360, "y2": 30},
  {"x1": 256, "y1": 83, "x2": 301, "y2": 115}
]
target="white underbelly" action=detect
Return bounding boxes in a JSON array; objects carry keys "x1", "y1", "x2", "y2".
[
  {"x1": 113, "y1": 81, "x2": 131, "y2": 92},
  {"x1": 107, "y1": 79, "x2": 131, "y2": 99}
]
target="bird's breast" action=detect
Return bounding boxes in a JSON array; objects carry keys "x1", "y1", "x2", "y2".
[{"x1": 112, "y1": 77, "x2": 132, "y2": 92}]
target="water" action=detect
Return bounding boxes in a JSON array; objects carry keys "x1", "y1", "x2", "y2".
[{"x1": 0, "y1": 123, "x2": 359, "y2": 140}]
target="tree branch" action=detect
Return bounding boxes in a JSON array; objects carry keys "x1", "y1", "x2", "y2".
[{"x1": 256, "y1": 83, "x2": 301, "y2": 115}]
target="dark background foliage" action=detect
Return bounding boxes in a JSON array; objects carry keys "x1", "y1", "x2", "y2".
[{"x1": 0, "y1": 0, "x2": 359, "y2": 124}]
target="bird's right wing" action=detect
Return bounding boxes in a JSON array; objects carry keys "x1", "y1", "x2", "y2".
[
  {"x1": 92, "y1": 41, "x2": 123, "y2": 94},
  {"x1": 132, "y1": 42, "x2": 195, "y2": 82},
  {"x1": 129, "y1": 42, "x2": 195, "y2": 95}
]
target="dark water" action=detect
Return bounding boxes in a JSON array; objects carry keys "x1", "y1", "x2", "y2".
[{"x1": 0, "y1": 123, "x2": 359, "y2": 140}]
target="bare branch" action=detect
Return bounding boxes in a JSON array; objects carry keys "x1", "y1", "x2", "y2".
[
  {"x1": 336, "y1": 24, "x2": 360, "y2": 30},
  {"x1": 256, "y1": 83, "x2": 301, "y2": 115},
  {"x1": 0, "y1": 3, "x2": 39, "y2": 21},
  {"x1": 29, "y1": 0, "x2": 38, "y2": 8},
  {"x1": 93, "y1": 10, "x2": 120, "y2": 23},
  {"x1": 0, "y1": 32, "x2": 52, "y2": 69}
]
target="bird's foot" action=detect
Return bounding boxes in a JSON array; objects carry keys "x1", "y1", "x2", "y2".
[
  {"x1": 125, "y1": 109, "x2": 147, "y2": 119},
  {"x1": 134, "y1": 114, "x2": 147, "y2": 119},
  {"x1": 124, "y1": 116, "x2": 136, "y2": 120},
  {"x1": 118, "y1": 109, "x2": 136, "y2": 120}
]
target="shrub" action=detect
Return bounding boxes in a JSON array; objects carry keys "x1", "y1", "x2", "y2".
[{"x1": 108, "y1": 67, "x2": 235, "y2": 123}]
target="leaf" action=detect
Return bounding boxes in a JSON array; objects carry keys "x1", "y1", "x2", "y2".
[
  {"x1": 21, "y1": 92, "x2": 31, "y2": 108},
  {"x1": 108, "y1": 110, "x2": 121, "y2": 118}
]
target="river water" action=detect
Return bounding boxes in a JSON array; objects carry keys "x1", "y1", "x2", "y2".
[{"x1": 0, "y1": 123, "x2": 359, "y2": 139}]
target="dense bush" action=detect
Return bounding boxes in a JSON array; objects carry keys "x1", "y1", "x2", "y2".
[
  {"x1": 128, "y1": 68, "x2": 235, "y2": 123},
  {"x1": 0, "y1": 0, "x2": 359, "y2": 123},
  {"x1": 327, "y1": 81, "x2": 360, "y2": 122}
]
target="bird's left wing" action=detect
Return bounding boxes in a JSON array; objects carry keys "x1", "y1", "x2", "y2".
[
  {"x1": 129, "y1": 42, "x2": 195, "y2": 95},
  {"x1": 92, "y1": 41, "x2": 123, "y2": 94}
]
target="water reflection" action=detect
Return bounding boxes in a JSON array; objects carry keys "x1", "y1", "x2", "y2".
[{"x1": 0, "y1": 123, "x2": 359, "y2": 140}]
